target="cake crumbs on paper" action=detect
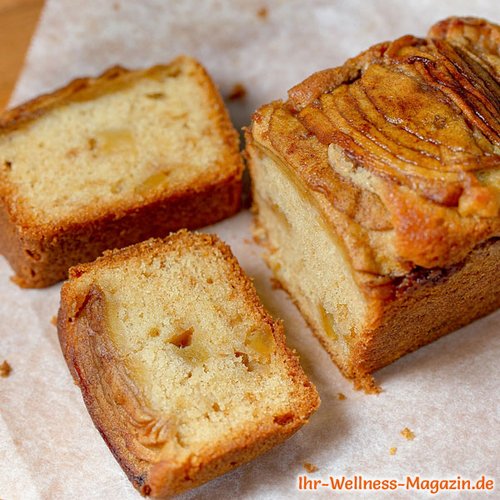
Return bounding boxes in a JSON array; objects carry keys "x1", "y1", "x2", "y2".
[
  {"x1": 257, "y1": 6, "x2": 268, "y2": 20},
  {"x1": 354, "y1": 372, "x2": 381, "y2": 394},
  {"x1": 51, "y1": 315, "x2": 58, "y2": 326},
  {"x1": 0, "y1": 360, "x2": 12, "y2": 377},
  {"x1": 227, "y1": 83, "x2": 247, "y2": 101},
  {"x1": 401, "y1": 427, "x2": 415, "y2": 440},
  {"x1": 389, "y1": 447, "x2": 397, "y2": 455},
  {"x1": 303, "y1": 462, "x2": 318, "y2": 473},
  {"x1": 337, "y1": 392, "x2": 346, "y2": 400}
]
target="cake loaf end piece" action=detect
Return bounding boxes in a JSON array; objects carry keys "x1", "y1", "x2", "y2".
[{"x1": 247, "y1": 17, "x2": 500, "y2": 390}]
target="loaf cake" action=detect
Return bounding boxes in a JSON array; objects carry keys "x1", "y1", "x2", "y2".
[
  {"x1": 57, "y1": 231, "x2": 319, "y2": 497},
  {"x1": 0, "y1": 56, "x2": 243, "y2": 287},
  {"x1": 246, "y1": 17, "x2": 500, "y2": 391}
]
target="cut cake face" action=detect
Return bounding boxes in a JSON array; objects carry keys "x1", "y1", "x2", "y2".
[
  {"x1": 58, "y1": 231, "x2": 319, "y2": 496},
  {"x1": 0, "y1": 56, "x2": 243, "y2": 287}
]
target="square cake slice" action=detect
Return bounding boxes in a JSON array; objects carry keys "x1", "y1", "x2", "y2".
[
  {"x1": 0, "y1": 56, "x2": 243, "y2": 287},
  {"x1": 57, "y1": 231, "x2": 319, "y2": 497},
  {"x1": 246, "y1": 17, "x2": 500, "y2": 391}
]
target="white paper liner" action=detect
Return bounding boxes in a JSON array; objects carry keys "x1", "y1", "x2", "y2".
[{"x1": 1, "y1": 1, "x2": 499, "y2": 498}]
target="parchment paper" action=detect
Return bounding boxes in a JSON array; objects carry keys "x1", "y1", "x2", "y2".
[{"x1": 1, "y1": 1, "x2": 499, "y2": 499}]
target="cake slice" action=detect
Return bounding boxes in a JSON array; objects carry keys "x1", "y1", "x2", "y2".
[
  {"x1": 246, "y1": 17, "x2": 500, "y2": 391},
  {"x1": 57, "y1": 231, "x2": 319, "y2": 497},
  {"x1": 0, "y1": 56, "x2": 243, "y2": 287}
]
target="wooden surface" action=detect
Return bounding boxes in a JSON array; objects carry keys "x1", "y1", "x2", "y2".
[{"x1": 0, "y1": 0, "x2": 44, "y2": 110}]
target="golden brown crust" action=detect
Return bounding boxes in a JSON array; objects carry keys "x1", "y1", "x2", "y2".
[
  {"x1": 0, "y1": 66, "x2": 133, "y2": 133},
  {"x1": 252, "y1": 17, "x2": 499, "y2": 276},
  {"x1": 1, "y1": 175, "x2": 241, "y2": 288},
  {"x1": 287, "y1": 42, "x2": 389, "y2": 111},
  {"x1": 58, "y1": 231, "x2": 319, "y2": 497},
  {"x1": 428, "y1": 16, "x2": 500, "y2": 57},
  {"x1": 351, "y1": 237, "x2": 500, "y2": 377},
  {"x1": 0, "y1": 56, "x2": 244, "y2": 287}
]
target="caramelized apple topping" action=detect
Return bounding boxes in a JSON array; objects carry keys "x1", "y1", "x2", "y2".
[{"x1": 289, "y1": 18, "x2": 499, "y2": 212}]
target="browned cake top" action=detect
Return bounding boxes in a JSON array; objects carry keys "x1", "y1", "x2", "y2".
[{"x1": 252, "y1": 17, "x2": 499, "y2": 275}]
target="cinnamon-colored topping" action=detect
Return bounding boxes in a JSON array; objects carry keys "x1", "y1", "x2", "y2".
[
  {"x1": 255, "y1": 17, "x2": 500, "y2": 272},
  {"x1": 337, "y1": 392, "x2": 346, "y2": 400},
  {"x1": 292, "y1": 28, "x2": 499, "y2": 206}
]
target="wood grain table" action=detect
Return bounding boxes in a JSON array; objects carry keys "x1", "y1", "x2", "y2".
[{"x1": 0, "y1": 0, "x2": 44, "y2": 110}]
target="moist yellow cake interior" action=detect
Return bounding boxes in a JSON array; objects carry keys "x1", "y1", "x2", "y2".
[
  {"x1": 0, "y1": 60, "x2": 226, "y2": 224},
  {"x1": 74, "y1": 243, "x2": 297, "y2": 450},
  {"x1": 251, "y1": 149, "x2": 368, "y2": 367}
]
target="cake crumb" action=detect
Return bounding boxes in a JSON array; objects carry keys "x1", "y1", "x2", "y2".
[
  {"x1": 270, "y1": 277, "x2": 282, "y2": 290},
  {"x1": 337, "y1": 392, "x2": 346, "y2": 400},
  {"x1": 257, "y1": 7, "x2": 268, "y2": 19},
  {"x1": 51, "y1": 315, "x2": 58, "y2": 326},
  {"x1": 354, "y1": 372, "x2": 381, "y2": 394},
  {"x1": 227, "y1": 83, "x2": 247, "y2": 101},
  {"x1": 401, "y1": 427, "x2": 415, "y2": 440},
  {"x1": 303, "y1": 462, "x2": 318, "y2": 473},
  {"x1": 0, "y1": 360, "x2": 12, "y2": 377},
  {"x1": 389, "y1": 447, "x2": 397, "y2": 455}
]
